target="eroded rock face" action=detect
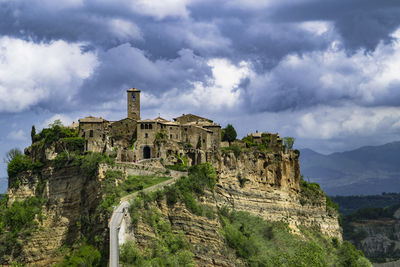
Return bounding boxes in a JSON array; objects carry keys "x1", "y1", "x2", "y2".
[
  {"x1": 351, "y1": 219, "x2": 400, "y2": 261},
  {"x1": 6, "y1": 149, "x2": 341, "y2": 266},
  {"x1": 5, "y1": 165, "x2": 105, "y2": 266},
  {"x1": 131, "y1": 199, "x2": 242, "y2": 267},
  {"x1": 213, "y1": 150, "x2": 341, "y2": 239},
  {"x1": 129, "y1": 150, "x2": 341, "y2": 267}
]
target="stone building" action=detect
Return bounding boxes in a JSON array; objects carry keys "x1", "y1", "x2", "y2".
[{"x1": 78, "y1": 88, "x2": 222, "y2": 165}]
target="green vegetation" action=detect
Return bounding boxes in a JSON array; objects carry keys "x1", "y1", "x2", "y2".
[
  {"x1": 341, "y1": 202, "x2": 400, "y2": 262},
  {"x1": 241, "y1": 133, "x2": 279, "y2": 152},
  {"x1": 221, "y1": 124, "x2": 237, "y2": 144},
  {"x1": 165, "y1": 154, "x2": 188, "y2": 172},
  {"x1": 300, "y1": 177, "x2": 338, "y2": 213},
  {"x1": 54, "y1": 243, "x2": 101, "y2": 267},
  {"x1": 7, "y1": 153, "x2": 44, "y2": 179},
  {"x1": 120, "y1": 208, "x2": 194, "y2": 266},
  {"x1": 331, "y1": 193, "x2": 400, "y2": 215},
  {"x1": 220, "y1": 208, "x2": 371, "y2": 267},
  {"x1": 120, "y1": 164, "x2": 217, "y2": 266},
  {"x1": 98, "y1": 170, "x2": 172, "y2": 218},
  {"x1": 33, "y1": 121, "x2": 78, "y2": 148},
  {"x1": 0, "y1": 195, "x2": 45, "y2": 262},
  {"x1": 220, "y1": 144, "x2": 242, "y2": 158},
  {"x1": 283, "y1": 137, "x2": 295, "y2": 150},
  {"x1": 300, "y1": 177, "x2": 325, "y2": 206}
]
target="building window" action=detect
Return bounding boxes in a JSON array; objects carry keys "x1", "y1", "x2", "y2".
[
  {"x1": 145, "y1": 133, "x2": 148, "y2": 138},
  {"x1": 176, "y1": 134, "x2": 178, "y2": 139},
  {"x1": 141, "y1": 124, "x2": 144, "y2": 129},
  {"x1": 170, "y1": 134, "x2": 172, "y2": 139},
  {"x1": 145, "y1": 124, "x2": 148, "y2": 129},
  {"x1": 149, "y1": 124, "x2": 152, "y2": 129},
  {"x1": 184, "y1": 128, "x2": 187, "y2": 131},
  {"x1": 170, "y1": 127, "x2": 172, "y2": 130},
  {"x1": 89, "y1": 130, "x2": 93, "y2": 137}
]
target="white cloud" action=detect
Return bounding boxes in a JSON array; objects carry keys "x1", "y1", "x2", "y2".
[
  {"x1": 299, "y1": 21, "x2": 331, "y2": 36},
  {"x1": 39, "y1": 114, "x2": 76, "y2": 130},
  {"x1": 295, "y1": 105, "x2": 400, "y2": 140},
  {"x1": 130, "y1": 0, "x2": 190, "y2": 20},
  {"x1": 246, "y1": 28, "x2": 400, "y2": 111},
  {"x1": 108, "y1": 18, "x2": 142, "y2": 41},
  {"x1": 0, "y1": 37, "x2": 98, "y2": 112},
  {"x1": 144, "y1": 58, "x2": 251, "y2": 113},
  {"x1": 7, "y1": 129, "x2": 27, "y2": 141}
]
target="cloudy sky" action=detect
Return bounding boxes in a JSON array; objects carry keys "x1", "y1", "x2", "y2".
[{"x1": 1, "y1": 0, "x2": 400, "y2": 177}]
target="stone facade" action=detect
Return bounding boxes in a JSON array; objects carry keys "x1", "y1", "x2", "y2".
[{"x1": 78, "y1": 88, "x2": 222, "y2": 165}]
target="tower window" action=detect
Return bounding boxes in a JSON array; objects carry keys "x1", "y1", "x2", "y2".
[
  {"x1": 145, "y1": 133, "x2": 148, "y2": 138},
  {"x1": 145, "y1": 124, "x2": 148, "y2": 129},
  {"x1": 170, "y1": 134, "x2": 172, "y2": 139},
  {"x1": 89, "y1": 130, "x2": 93, "y2": 137}
]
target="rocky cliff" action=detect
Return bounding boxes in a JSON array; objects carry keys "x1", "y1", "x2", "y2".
[
  {"x1": 2, "y1": 148, "x2": 342, "y2": 266},
  {"x1": 3, "y1": 163, "x2": 107, "y2": 265},
  {"x1": 123, "y1": 149, "x2": 342, "y2": 266},
  {"x1": 212, "y1": 149, "x2": 341, "y2": 239}
]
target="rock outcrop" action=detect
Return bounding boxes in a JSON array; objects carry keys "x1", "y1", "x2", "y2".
[
  {"x1": 5, "y1": 164, "x2": 106, "y2": 265},
  {"x1": 213, "y1": 150, "x2": 341, "y2": 239},
  {"x1": 4, "y1": 148, "x2": 341, "y2": 265}
]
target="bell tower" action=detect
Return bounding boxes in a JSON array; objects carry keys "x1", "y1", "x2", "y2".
[{"x1": 127, "y1": 88, "x2": 141, "y2": 120}]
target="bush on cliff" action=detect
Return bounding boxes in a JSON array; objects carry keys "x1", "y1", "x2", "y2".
[
  {"x1": 300, "y1": 177, "x2": 339, "y2": 213},
  {"x1": 0, "y1": 195, "x2": 45, "y2": 262},
  {"x1": 34, "y1": 123, "x2": 78, "y2": 148},
  {"x1": 7, "y1": 154, "x2": 44, "y2": 179},
  {"x1": 55, "y1": 243, "x2": 101, "y2": 267}
]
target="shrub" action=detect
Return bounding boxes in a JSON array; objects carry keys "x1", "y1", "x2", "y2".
[
  {"x1": 80, "y1": 153, "x2": 114, "y2": 178},
  {"x1": 300, "y1": 178, "x2": 325, "y2": 206},
  {"x1": 326, "y1": 195, "x2": 339, "y2": 212},
  {"x1": 35, "y1": 125, "x2": 78, "y2": 148},
  {"x1": 55, "y1": 244, "x2": 101, "y2": 267},
  {"x1": 7, "y1": 154, "x2": 44, "y2": 178},
  {"x1": 61, "y1": 137, "x2": 84, "y2": 153}
]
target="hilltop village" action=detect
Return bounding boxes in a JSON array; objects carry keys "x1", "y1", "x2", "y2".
[{"x1": 76, "y1": 88, "x2": 283, "y2": 165}]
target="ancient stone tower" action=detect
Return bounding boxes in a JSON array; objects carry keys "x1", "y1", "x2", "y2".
[{"x1": 127, "y1": 88, "x2": 141, "y2": 120}]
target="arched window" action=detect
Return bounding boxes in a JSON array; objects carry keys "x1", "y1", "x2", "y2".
[
  {"x1": 141, "y1": 124, "x2": 144, "y2": 129},
  {"x1": 149, "y1": 124, "x2": 152, "y2": 129}
]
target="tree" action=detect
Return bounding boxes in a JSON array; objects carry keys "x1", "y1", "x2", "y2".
[
  {"x1": 31, "y1": 125, "x2": 36, "y2": 143},
  {"x1": 3, "y1": 148, "x2": 22, "y2": 164},
  {"x1": 48, "y1": 119, "x2": 63, "y2": 128},
  {"x1": 284, "y1": 137, "x2": 295, "y2": 151},
  {"x1": 222, "y1": 124, "x2": 237, "y2": 144}
]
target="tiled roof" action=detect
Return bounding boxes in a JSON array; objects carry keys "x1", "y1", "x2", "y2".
[{"x1": 79, "y1": 116, "x2": 107, "y2": 123}]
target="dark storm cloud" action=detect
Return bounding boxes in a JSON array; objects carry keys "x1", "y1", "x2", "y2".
[
  {"x1": 1, "y1": 0, "x2": 400, "y2": 114},
  {"x1": 270, "y1": 0, "x2": 400, "y2": 51},
  {"x1": 79, "y1": 45, "x2": 212, "y2": 105}
]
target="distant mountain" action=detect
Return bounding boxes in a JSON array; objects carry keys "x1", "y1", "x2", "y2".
[
  {"x1": 300, "y1": 141, "x2": 400, "y2": 196},
  {"x1": 0, "y1": 177, "x2": 7, "y2": 194}
]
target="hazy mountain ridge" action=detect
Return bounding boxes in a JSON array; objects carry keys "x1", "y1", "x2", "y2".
[{"x1": 300, "y1": 141, "x2": 400, "y2": 196}]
